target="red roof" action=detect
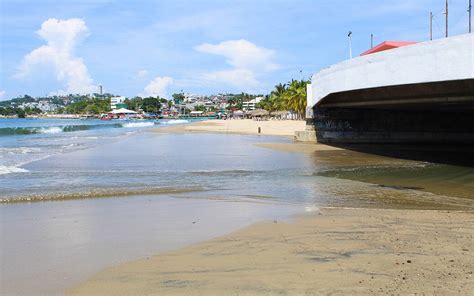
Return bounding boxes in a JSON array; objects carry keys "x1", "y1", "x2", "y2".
[{"x1": 360, "y1": 41, "x2": 417, "y2": 56}]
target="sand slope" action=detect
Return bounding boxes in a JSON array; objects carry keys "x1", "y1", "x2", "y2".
[{"x1": 68, "y1": 208, "x2": 474, "y2": 295}]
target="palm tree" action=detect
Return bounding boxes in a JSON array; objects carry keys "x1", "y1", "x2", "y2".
[
  {"x1": 269, "y1": 83, "x2": 287, "y2": 111},
  {"x1": 283, "y1": 80, "x2": 308, "y2": 119}
]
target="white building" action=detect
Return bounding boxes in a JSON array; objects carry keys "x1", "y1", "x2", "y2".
[
  {"x1": 110, "y1": 96, "x2": 126, "y2": 110},
  {"x1": 242, "y1": 97, "x2": 263, "y2": 111}
]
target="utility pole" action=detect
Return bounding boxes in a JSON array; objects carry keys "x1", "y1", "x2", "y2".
[
  {"x1": 348, "y1": 31, "x2": 353, "y2": 59},
  {"x1": 371, "y1": 34, "x2": 374, "y2": 48},
  {"x1": 445, "y1": 0, "x2": 449, "y2": 37},
  {"x1": 469, "y1": 0, "x2": 472, "y2": 33},
  {"x1": 430, "y1": 12, "x2": 434, "y2": 40}
]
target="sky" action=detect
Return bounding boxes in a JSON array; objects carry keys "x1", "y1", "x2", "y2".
[{"x1": 0, "y1": 0, "x2": 471, "y2": 100}]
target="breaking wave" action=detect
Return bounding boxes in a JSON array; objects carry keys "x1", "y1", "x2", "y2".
[
  {"x1": 0, "y1": 186, "x2": 207, "y2": 203},
  {"x1": 122, "y1": 122, "x2": 156, "y2": 128},
  {"x1": 0, "y1": 121, "x2": 159, "y2": 136},
  {"x1": 40, "y1": 127, "x2": 63, "y2": 134},
  {"x1": 0, "y1": 165, "x2": 29, "y2": 175},
  {"x1": 161, "y1": 119, "x2": 189, "y2": 125}
]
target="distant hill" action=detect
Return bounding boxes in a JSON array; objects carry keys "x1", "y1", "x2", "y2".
[{"x1": 0, "y1": 94, "x2": 117, "y2": 116}]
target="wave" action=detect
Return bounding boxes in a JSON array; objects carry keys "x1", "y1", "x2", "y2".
[
  {"x1": 0, "y1": 165, "x2": 29, "y2": 175},
  {"x1": 0, "y1": 121, "x2": 158, "y2": 136},
  {"x1": 187, "y1": 169, "x2": 264, "y2": 177},
  {"x1": 161, "y1": 119, "x2": 189, "y2": 125},
  {"x1": 122, "y1": 122, "x2": 156, "y2": 128},
  {"x1": 0, "y1": 147, "x2": 41, "y2": 154},
  {"x1": 40, "y1": 127, "x2": 63, "y2": 134},
  {"x1": 0, "y1": 186, "x2": 206, "y2": 203}
]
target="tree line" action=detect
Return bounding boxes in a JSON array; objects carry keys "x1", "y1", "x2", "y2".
[
  {"x1": 257, "y1": 79, "x2": 310, "y2": 118},
  {"x1": 0, "y1": 106, "x2": 42, "y2": 117}
]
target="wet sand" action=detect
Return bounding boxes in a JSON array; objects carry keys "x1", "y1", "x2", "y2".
[
  {"x1": 154, "y1": 119, "x2": 306, "y2": 137},
  {"x1": 1, "y1": 195, "x2": 299, "y2": 295},
  {"x1": 255, "y1": 142, "x2": 343, "y2": 153},
  {"x1": 68, "y1": 208, "x2": 474, "y2": 295}
]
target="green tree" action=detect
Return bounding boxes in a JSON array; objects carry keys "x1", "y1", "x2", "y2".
[
  {"x1": 283, "y1": 79, "x2": 308, "y2": 118},
  {"x1": 124, "y1": 97, "x2": 143, "y2": 112},
  {"x1": 142, "y1": 97, "x2": 162, "y2": 113},
  {"x1": 16, "y1": 109, "x2": 26, "y2": 118},
  {"x1": 172, "y1": 93, "x2": 185, "y2": 104},
  {"x1": 193, "y1": 105, "x2": 206, "y2": 112}
]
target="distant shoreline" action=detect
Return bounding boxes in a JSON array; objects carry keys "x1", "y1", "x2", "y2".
[{"x1": 153, "y1": 118, "x2": 306, "y2": 137}]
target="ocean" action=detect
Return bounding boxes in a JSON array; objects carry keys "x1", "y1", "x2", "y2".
[
  {"x1": 1, "y1": 118, "x2": 473, "y2": 207},
  {"x1": 0, "y1": 118, "x2": 188, "y2": 177}
]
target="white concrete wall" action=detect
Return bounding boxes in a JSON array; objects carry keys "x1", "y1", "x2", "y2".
[
  {"x1": 309, "y1": 34, "x2": 474, "y2": 110},
  {"x1": 306, "y1": 83, "x2": 313, "y2": 118}
]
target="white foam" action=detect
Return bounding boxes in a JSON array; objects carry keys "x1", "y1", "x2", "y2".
[
  {"x1": 0, "y1": 147, "x2": 40, "y2": 155},
  {"x1": 61, "y1": 144, "x2": 77, "y2": 148},
  {"x1": 0, "y1": 165, "x2": 29, "y2": 175},
  {"x1": 162, "y1": 119, "x2": 189, "y2": 125},
  {"x1": 40, "y1": 127, "x2": 63, "y2": 134},
  {"x1": 122, "y1": 122, "x2": 155, "y2": 128},
  {"x1": 304, "y1": 205, "x2": 321, "y2": 213}
]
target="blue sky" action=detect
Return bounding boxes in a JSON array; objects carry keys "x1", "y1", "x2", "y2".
[{"x1": 0, "y1": 0, "x2": 471, "y2": 99}]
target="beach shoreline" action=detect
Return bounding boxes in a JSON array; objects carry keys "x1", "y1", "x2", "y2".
[
  {"x1": 68, "y1": 207, "x2": 474, "y2": 295},
  {"x1": 153, "y1": 119, "x2": 306, "y2": 138},
  {"x1": 65, "y1": 120, "x2": 474, "y2": 295}
]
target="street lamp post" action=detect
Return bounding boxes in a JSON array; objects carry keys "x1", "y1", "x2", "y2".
[{"x1": 348, "y1": 31, "x2": 353, "y2": 59}]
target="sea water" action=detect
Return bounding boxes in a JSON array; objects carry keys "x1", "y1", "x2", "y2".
[
  {"x1": 1, "y1": 118, "x2": 473, "y2": 207},
  {"x1": 0, "y1": 118, "x2": 190, "y2": 177}
]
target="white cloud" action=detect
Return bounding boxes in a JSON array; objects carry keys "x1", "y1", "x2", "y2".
[
  {"x1": 0, "y1": 90, "x2": 6, "y2": 100},
  {"x1": 195, "y1": 39, "x2": 278, "y2": 72},
  {"x1": 15, "y1": 18, "x2": 95, "y2": 95},
  {"x1": 195, "y1": 39, "x2": 278, "y2": 90},
  {"x1": 142, "y1": 76, "x2": 173, "y2": 98},
  {"x1": 137, "y1": 69, "x2": 149, "y2": 78},
  {"x1": 200, "y1": 69, "x2": 259, "y2": 89}
]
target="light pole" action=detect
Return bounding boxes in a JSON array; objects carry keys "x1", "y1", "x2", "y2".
[
  {"x1": 469, "y1": 0, "x2": 472, "y2": 33},
  {"x1": 444, "y1": 0, "x2": 449, "y2": 38},
  {"x1": 430, "y1": 12, "x2": 434, "y2": 40},
  {"x1": 348, "y1": 31, "x2": 353, "y2": 59}
]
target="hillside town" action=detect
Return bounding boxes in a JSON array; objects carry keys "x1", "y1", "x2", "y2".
[{"x1": 0, "y1": 79, "x2": 308, "y2": 120}]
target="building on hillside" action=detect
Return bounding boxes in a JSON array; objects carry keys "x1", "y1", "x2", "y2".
[
  {"x1": 242, "y1": 97, "x2": 264, "y2": 111},
  {"x1": 110, "y1": 96, "x2": 127, "y2": 110}
]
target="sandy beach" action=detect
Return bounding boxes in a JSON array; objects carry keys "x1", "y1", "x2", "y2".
[
  {"x1": 154, "y1": 119, "x2": 306, "y2": 137},
  {"x1": 68, "y1": 208, "x2": 474, "y2": 295}
]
